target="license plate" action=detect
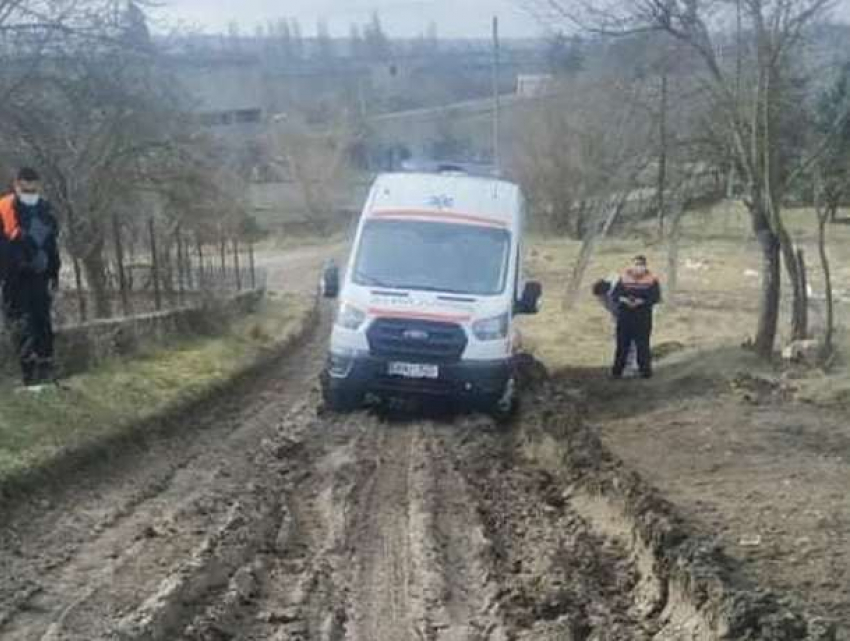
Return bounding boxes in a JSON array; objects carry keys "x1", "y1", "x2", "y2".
[{"x1": 387, "y1": 362, "x2": 439, "y2": 379}]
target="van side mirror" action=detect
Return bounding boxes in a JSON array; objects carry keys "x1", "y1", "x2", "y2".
[
  {"x1": 322, "y1": 264, "x2": 340, "y2": 298},
  {"x1": 516, "y1": 280, "x2": 542, "y2": 315}
]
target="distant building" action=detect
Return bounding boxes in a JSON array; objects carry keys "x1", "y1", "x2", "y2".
[
  {"x1": 516, "y1": 74, "x2": 553, "y2": 98},
  {"x1": 166, "y1": 54, "x2": 266, "y2": 135}
]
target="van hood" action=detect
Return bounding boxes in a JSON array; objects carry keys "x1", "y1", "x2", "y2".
[{"x1": 358, "y1": 289, "x2": 506, "y2": 324}]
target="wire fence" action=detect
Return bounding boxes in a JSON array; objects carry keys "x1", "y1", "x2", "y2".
[{"x1": 54, "y1": 216, "x2": 267, "y2": 327}]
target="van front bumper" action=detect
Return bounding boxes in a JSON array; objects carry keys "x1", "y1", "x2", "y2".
[{"x1": 322, "y1": 352, "x2": 513, "y2": 401}]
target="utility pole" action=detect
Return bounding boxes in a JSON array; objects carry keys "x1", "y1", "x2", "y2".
[{"x1": 492, "y1": 15, "x2": 501, "y2": 173}]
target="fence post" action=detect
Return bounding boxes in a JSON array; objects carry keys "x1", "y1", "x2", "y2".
[
  {"x1": 248, "y1": 241, "x2": 256, "y2": 290},
  {"x1": 72, "y1": 255, "x2": 87, "y2": 323},
  {"x1": 149, "y1": 217, "x2": 162, "y2": 312},
  {"x1": 219, "y1": 235, "x2": 227, "y2": 289},
  {"x1": 184, "y1": 233, "x2": 194, "y2": 291},
  {"x1": 232, "y1": 238, "x2": 242, "y2": 291},
  {"x1": 175, "y1": 224, "x2": 185, "y2": 305},
  {"x1": 196, "y1": 236, "x2": 204, "y2": 289}
]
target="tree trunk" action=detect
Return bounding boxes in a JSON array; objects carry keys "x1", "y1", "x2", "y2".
[
  {"x1": 111, "y1": 211, "x2": 130, "y2": 317},
  {"x1": 665, "y1": 193, "x2": 688, "y2": 306},
  {"x1": 754, "y1": 228, "x2": 781, "y2": 358},
  {"x1": 564, "y1": 196, "x2": 625, "y2": 308},
  {"x1": 82, "y1": 248, "x2": 112, "y2": 319},
  {"x1": 656, "y1": 69, "x2": 669, "y2": 240},
  {"x1": 817, "y1": 211, "x2": 834, "y2": 360},
  {"x1": 777, "y1": 227, "x2": 807, "y2": 341},
  {"x1": 796, "y1": 247, "x2": 808, "y2": 338},
  {"x1": 749, "y1": 193, "x2": 782, "y2": 358}
]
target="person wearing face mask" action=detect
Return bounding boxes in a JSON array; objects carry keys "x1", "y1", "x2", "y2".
[
  {"x1": 610, "y1": 255, "x2": 661, "y2": 379},
  {"x1": 0, "y1": 167, "x2": 61, "y2": 388}
]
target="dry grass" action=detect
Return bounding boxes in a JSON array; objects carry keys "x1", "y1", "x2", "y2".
[
  {"x1": 0, "y1": 293, "x2": 313, "y2": 483},
  {"x1": 520, "y1": 202, "x2": 850, "y2": 380}
]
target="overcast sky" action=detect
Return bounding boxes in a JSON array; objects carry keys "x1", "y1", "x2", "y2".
[{"x1": 158, "y1": 0, "x2": 546, "y2": 39}]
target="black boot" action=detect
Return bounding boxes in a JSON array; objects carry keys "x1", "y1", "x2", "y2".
[
  {"x1": 21, "y1": 360, "x2": 37, "y2": 387},
  {"x1": 36, "y1": 360, "x2": 55, "y2": 385}
]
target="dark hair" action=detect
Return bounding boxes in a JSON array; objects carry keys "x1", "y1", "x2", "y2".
[
  {"x1": 633, "y1": 255, "x2": 647, "y2": 265},
  {"x1": 592, "y1": 279, "x2": 611, "y2": 296},
  {"x1": 17, "y1": 167, "x2": 40, "y2": 182}
]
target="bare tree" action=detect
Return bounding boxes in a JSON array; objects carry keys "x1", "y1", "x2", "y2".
[
  {"x1": 526, "y1": 0, "x2": 843, "y2": 357},
  {"x1": 509, "y1": 71, "x2": 657, "y2": 304},
  {"x1": 0, "y1": 1, "x2": 251, "y2": 319},
  {"x1": 810, "y1": 62, "x2": 850, "y2": 360}
]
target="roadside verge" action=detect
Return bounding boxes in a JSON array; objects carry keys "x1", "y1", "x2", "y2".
[{"x1": 0, "y1": 292, "x2": 318, "y2": 504}]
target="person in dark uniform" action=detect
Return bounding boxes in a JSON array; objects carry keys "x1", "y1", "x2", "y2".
[
  {"x1": 610, "y1": 256, "x2": 661, "y2": 379},
  {"x1": 0, "y1": 168, "x2": 61, "y2": 387},
  {"x1": 592, "y1": 276, "x2": 638, "y2": 376}
]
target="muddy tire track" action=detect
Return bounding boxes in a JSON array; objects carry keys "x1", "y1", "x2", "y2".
[
  {"x1": 0, "y1": 310, "x2": 330, "y2": 640},
  {"x1": 2, "y1": 303, "x2": 815, "y2": 640}
]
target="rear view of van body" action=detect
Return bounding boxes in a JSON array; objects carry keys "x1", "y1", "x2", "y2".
[{"x1": 321, "y1": 171, "x2": 541, "y2": 415}]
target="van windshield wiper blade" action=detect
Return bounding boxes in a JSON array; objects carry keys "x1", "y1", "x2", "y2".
[{"x1": 355, "y1": 272, "x2": 399, "y2": 288}]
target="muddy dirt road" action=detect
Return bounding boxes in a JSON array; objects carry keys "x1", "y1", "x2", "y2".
[
  {"x1": 0, "y1": 244, "x2": 833, "y2": 640},
  {"x1": 0, "y1": 303, "x2": 662, "y2": 640}
]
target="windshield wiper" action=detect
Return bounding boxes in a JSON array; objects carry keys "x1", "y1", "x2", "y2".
[{"x1": 355, "y1": 272, "x2": 398, "y2": 288}]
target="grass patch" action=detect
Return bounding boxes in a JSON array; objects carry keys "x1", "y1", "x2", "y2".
[
  {"x1": 520, "y1": 202, "x2": 850, "y2": 382},
  {"x1": 0, "y1": 293, "x2": 314, "y2": 485}
]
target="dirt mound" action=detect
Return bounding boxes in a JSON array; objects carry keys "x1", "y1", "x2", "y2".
[{"x1": 518, "y1": 381, "x2": 836, "y2": 640}]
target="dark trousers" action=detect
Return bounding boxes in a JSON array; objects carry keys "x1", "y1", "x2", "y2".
[
  {"x1": 2, "y1": 273, "x2": 54, "y2": 384},
  {"x1": 613, "y1": 314, "x2": 652, "y2": 377}
]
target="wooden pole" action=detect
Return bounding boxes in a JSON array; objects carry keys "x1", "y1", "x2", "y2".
[
  {"x1": 196, "y1": 235, "x2": 204, "y2": 289},
  {"x1": 219, "y1": 234, "x2": 227, "y2": 289},
  {"x1": 232, "y1": 237, "x2": 242, "y2": 291},
  {"x1": 149, "y1": 217, "x2": 161, "y2": 311},
  {"x1": 175, "y1": 224, "x2": 185, "y2": 304},
  {"x1": 491, "y1": 16, "x2": 501, "y2": 172},
  {"x1": 248, "y1": 241, "x2": 256, "y2": 289}
]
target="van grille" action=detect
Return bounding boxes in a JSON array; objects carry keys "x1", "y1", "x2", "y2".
[{"x1": 367, "y1": 318, "x2": 467, "y2": 363}]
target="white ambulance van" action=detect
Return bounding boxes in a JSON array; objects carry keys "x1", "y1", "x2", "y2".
[{"x1": 320, "y1": 170, "x2": 541, "y2": 415}]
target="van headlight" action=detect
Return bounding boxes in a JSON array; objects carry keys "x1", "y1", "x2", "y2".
[
  {"x1": 472, "y1": 313, "x2": 509, "y2": 341},
  {"x1": 335, "y1": 302, "x2": 366, "y2": 331}
]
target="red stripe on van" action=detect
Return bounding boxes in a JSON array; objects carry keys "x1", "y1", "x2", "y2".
[
  {"x1": 369, "y1": 208, "x2": 508, "y2": 229},
  {"x1": 368, "y1": 308, "x2": 472, "y2": 323}
]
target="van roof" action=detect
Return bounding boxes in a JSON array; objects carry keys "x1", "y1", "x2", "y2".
[{"x1": 364, "y1": 172, "x2": 521, "y2": 230}]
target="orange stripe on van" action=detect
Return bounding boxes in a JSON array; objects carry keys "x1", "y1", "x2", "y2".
[
  {"x1": 369, "y1": 208, "x2": 508, "y2": 229},
  {"x1": 368, "y1": 308, "x2": 472, "y2": 323}
]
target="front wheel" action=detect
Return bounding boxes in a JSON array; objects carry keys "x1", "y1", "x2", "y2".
[
  {"x1": 321, "y1": 378, "x2": 363, "y2": 413},
  {"x1": 489, "y1": 376, "x2": 518, "y2": 422}
]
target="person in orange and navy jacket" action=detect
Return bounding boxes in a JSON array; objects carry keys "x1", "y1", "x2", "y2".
[
  {"x1": 0, "y1": 167, "x2": 61, "y2": 388},
  {"x1": 610, "y1": 255, "x2": 661, "y2": 379}
]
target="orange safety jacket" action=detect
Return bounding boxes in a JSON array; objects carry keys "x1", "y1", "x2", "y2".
[
  {"x1": 619, "y1": 269, "x2": 660, "y2": 289},
  {"x1": 0, "y1": 194, "x2": 22, "y2": 241}
]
